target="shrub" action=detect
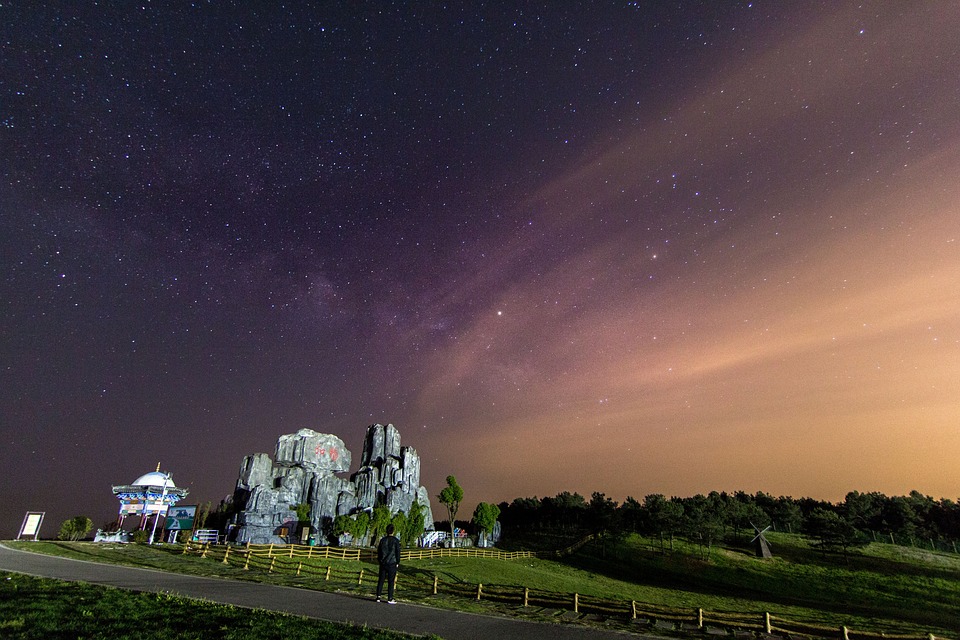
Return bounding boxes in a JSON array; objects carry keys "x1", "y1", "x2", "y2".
[{"x1": 57, "y1": 516, "x2": 93, "y2": 541}]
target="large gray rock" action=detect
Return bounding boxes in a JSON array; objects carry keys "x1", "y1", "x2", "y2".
[
  {"x1": 352, "y1": 466, "x2": 381, "y2": 510},
  {"x1": 416, "y1": 486, "x2": 435, "y2": 527},
  {"x1": 231, "y1": 423, "x2": 433, "y2": 545},
  {"x1": 350, "y1": 426, "x2": 433, "y2": 533},
  {"x1": 276, "y1": 429, "x2": 350, "y2": 472},
  {"x1": 360, "y1": 423, "x2": 400, "y2": 467},
  {"x1": 238, "y1": 453, "x2": 273, "y2": 490}
]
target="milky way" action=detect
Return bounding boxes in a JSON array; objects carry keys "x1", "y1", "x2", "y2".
[{"x1": 1, "y1": 2, "x2": 958, "y2": 537}]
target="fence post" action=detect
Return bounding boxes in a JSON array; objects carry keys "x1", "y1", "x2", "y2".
[
  {"x1": 296, "y1": 561, "x2": 302, "y2": 576},
  {"x1": 524, "y1": 587, "x2": 530, "y2": 607},
  {"x1": 764, "y1": 612, "x2": 772, "y2": 634},
  {"x1": 325, "y1": 566, "x2": 331, "y2": 581},
  {"x1": 477, "y1": 584, "x2": 483, "y2": 601},
  {"x1": 222, "y1": 546, "x2": 231, "y2": 564},
  {"x1": 269, "y1": 557, "x2": 276, "y2": 573},
  {"x1": 842, "y1": 626, "x2": 850, "y2": 640},
  {"x1": 631, "y1": 600, "x2": 637, "y2": 619},
  {"x1": 200, "y1": 543, "x2": 208, "y2": 558},
  {"x1": 268, "y1": 543, "x2": 274, "y2": 557},
  {"x1": 243, "y1": 550, "x2": 251, "y2": 571},
  {"x1": 697, "y1": 608, "x2": 703, "y2": 629},
  {"x1": 358, "y1": 568, "x2": 364, "y2": 586},
  {"x1": 289, "y1": 545, "x2": 294, "y2": 558},
  {"x1": 574, "y1": 593, "x2": 579, "y2": 613},
  {"x1": 433, "y1": 575, "x2": 439, "y2": 595}
]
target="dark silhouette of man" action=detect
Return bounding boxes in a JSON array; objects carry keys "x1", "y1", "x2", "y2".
[{"x1": 376, "y1": 523, "x2": 401, "y2": 603}]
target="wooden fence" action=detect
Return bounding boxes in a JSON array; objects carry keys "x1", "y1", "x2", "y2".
[
  {"x1": 186, "y1": 536, "x2": 587, "y2": 563},
  {"x1": 181, "y1": 541, "x2": 946, "y2": 640}
]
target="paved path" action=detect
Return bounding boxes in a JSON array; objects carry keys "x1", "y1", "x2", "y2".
[{"x1": 0, "y1": 543, "x2": 655, "y2": 640}]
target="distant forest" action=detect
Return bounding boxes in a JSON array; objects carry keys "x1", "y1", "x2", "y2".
[{"x1": 495, "y1": 490, "x2": 960, "y2": 553}]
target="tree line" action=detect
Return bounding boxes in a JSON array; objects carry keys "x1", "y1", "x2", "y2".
[{"x1": 496, "y1": 490, "x2": 960, "y2": 555}]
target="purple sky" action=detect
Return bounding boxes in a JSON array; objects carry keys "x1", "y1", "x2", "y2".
[{"x1": 2, "y1": 2, "x2": 958, "y2": 539}]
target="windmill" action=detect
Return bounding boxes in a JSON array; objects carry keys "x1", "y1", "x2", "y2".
[{"x1": 751, "y1": 522, "x2": 773, "y2": 558}]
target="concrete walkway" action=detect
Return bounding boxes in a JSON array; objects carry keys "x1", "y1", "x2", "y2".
[{"x1": 0, "y1": 543, "x2": 657, "y2": 640}]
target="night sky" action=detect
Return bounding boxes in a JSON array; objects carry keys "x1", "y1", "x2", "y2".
[{"x1": 2, "y1": 2, "x2": 959, "y2": 539}]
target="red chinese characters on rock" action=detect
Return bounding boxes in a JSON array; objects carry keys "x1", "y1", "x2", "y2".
[{"x1": 313, "y1": 445, "x2": 339, "y2": 462}]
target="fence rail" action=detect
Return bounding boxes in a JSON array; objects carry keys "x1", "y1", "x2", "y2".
[
  {"x1": 401, "y1": 547, "x2": 536, "y2": 560},
  {"x1": 191, "y1": 538, "x2": 581, "y2": 562},
  {"x1": 181, "y1": 542, "x2": 947, "y2": 640}
]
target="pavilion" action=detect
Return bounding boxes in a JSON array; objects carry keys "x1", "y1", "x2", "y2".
[{"x1": 112, "y1": 465, "x2": 189, "y2": 531}]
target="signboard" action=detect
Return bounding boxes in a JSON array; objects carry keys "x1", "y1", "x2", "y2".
[
  {"x1": 17, "y1": 512, "x2": 45, "y2": 541},
  {"x1": 165, "y1": 505, "x2": 197, "y2": 531},
  {"x1": 118, "y1": 500, "x2": 169, "y2": 515}
]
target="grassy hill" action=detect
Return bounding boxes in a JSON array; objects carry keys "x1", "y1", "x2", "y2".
[
  {"x1": 403, "y1": 531, "x2": 959, "y2": 636},
  {"x1": 6, "y1": 532, "x2": 958, "y2": 638},
  {"x1": 574, "y1": 532, "x2": 958, "y2": 632}
]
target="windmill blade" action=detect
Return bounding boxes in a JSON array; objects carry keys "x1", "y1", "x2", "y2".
[{"x1": 751, "y1": 523, "x2": 772, "y2": 542}]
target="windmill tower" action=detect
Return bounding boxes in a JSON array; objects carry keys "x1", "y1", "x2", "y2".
[{"x1": 752, "y1": 522, "x2": 773, "y2": 558}]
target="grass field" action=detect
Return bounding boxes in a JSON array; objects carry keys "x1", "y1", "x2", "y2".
[
  {"x1": 5, "y1": 532, "x2": 958, "y2": 638},
  {"x1": 401, "y1": 533, "x2": 960, "y2": 636},
  {"x1": 0, "y1": 571, "x2": 432, "y2": 640}
]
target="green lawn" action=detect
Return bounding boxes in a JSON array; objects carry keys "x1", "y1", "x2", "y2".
[
  {"x1": 6, "y1": 533, "x2": 958, "y2": 638},
  {"x1": 400, "y1": 533, "x2": 959, "y2": 636},
  {"x1": 0, "y1": 571, "x2": 432, "y2": 640}
]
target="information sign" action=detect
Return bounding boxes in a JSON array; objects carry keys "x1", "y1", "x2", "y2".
[
  {"x1": 164, "y1": 505, "x2": 197, "y2": 531},
  {"x1": 17, "y1": 512, "x2": 45, "y2": 541}
]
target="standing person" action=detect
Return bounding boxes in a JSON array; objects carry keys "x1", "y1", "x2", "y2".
[{"x1": 376, "y1": 523, "x2": 401, "y2": 603}]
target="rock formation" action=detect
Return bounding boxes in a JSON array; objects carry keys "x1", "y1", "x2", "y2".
[{"x1": 230, "y1": 424, "x2": 434, "y2": 545}]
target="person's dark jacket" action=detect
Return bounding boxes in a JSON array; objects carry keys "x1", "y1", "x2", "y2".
[{"x1": 378, "y1": 534, "x2": 401, "y2": 566}]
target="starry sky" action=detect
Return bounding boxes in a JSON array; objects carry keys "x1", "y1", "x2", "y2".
[{"x1": 2, "y1": 2, "x2": 959, "y2": 539}]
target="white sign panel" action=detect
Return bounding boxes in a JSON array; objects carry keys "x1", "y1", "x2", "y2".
[{"x1": 18, "y1": 512, "x2": 45, "y2": 541}]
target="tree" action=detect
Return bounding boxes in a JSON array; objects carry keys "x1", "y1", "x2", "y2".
[
  {"x1": 842, "y1": 491, "x2": 884, "y2": 532},
  {"x1": 589, "y1": 492, "x2": 623, "y2": 556},
  {"x1": 642, "y1": 494, "x2": 684, "y2": 553},
  {"x1": 805, "y1": 507, "x2": 867, "y2": 557},
  {"x1": 291, "y1": 503, "x2": 311, "y2": 524},
  {"x1": 681, "y1": 494, "x2": 725, "y2": 559},
  {"x1": 544, "y1": 491, "x2": 587, "y2": 531},
  {"x1": 438, "y1": 475, "x2": 464, "y2": 545},
  {"x1": 472, "y1": 502, "x2": 500, "y2": 538},
  {"x1": 333, "y1": 511, "x2": 372, "y2": 546},
  {"x1": 498, "y1": 496, "x2": 540, "y2": 531},
  {"x1": 354, "y1": 511, "x2": 371, "y2": 545},
  {"x1": 195, "y1": 501, "x2": 212, "y2": 530},
  {"x1": 333, "y1": 514, "x2": 353, "y2": 539},
  {"x1": 371, "y1": 505, "x2": 391, "y2": 543},
  {"x1": 589, "y1": 492, "x2": 620, "y2": 533},
  {"x1": 880, "y1": 496, "x2": 924, "y2": 543},
  {"x1": 391, "y1": 511, "x2": 409, "y2": 546},
  {"x1": 771, "y1": 497, "x2": 803, "y2": 534},
  {"x1": 620, "y1": 496, "x2": 644, "y2": 533},
  {"x1": 400, "y1": 500, "x2": 427, "y2": 547},
  {"x1": 58, "y1": 516, "x2": 93, "y2": 541}
]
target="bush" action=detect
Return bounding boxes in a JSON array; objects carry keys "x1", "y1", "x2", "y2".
[{"x1": 57, "y1": 516, "x2": 93, "y2": 541}]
